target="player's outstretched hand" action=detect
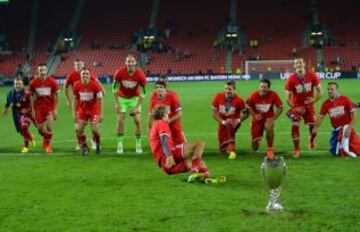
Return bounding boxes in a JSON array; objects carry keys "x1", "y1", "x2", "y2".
[
  {"x1": 345, "y1": 126, "x2": 352, "y2": 138},
  {"x1": 53, "y1": 111, "x2": 58, "y2": 120},
  {"x1": 165, "y1": 155, "x2": 175, "y2": 169},
  {"x1": 304, "y1": 97, "x2": 314, "y2": 105},
  {"x1": 254, "y1": 114, "x2": 262, "y2": 121},
  {"x1": 66, "y1": 100, "x2": 72, "y2": 110},
  {"x1": 265, "y1": 117, "x2": 274, "y2": 129},
  {"x1": 294, "y1": 106, "x2": 306, "y2": 115},
  {"x1": 311, "y1": 126, "x2": 318, "y2": 136},
  {"x1": 115, "y1": 104, "x2": 121, "y2": 115}
]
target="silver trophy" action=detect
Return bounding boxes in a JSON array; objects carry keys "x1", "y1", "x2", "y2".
[{"x1": 261, "y1": 156, "x2": 287, "y2": 212}]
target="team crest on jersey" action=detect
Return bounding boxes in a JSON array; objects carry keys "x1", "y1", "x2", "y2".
[
  {"x1": 303, "y1": 83, "x2": 312, "y2": 92},
  {"x1": 219, "y1": 105, "x2": 235, "y2": 114},
  {"x1": 121, "y1": 80, "x2": 137, "y2": 89},
  {"x1": 79, "y1": 92, "x2": 94, "y2": 101},
  {"x1": 255, "y1": 104, "x2": 271, "y2": 113},
  {"x1": 295, "y1": 84, "x2": 303, "y2": 93},
  {"x1": 329, "y1": 106, "x2": 345, "y2": 118},
  {"x1": 35, "y1": 87, "x2": 51, "y2": 96}
]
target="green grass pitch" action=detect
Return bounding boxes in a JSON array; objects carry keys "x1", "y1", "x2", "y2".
[{"x1": 0, "y1": 79, "x2": 359, "y2": 231}]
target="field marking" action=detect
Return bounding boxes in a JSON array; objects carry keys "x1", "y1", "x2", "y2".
[
  {"x1": 0, "y1": 131, "x2": 343, "y2": 146},
  {"x1": 0, "y1": 149, "x2": 337, "y2": 157}
]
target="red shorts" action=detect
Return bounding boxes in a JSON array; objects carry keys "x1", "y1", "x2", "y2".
[
  {"x1": 218, "y1": 120, "x2": 240, "y2": 151},
  {"x1": 251, "y1": 120, "x2": 265, "y2": 141},
  {"x1": 35, "y1": 110, "x2": 53, "y2": 125},
  {"x1": 287, "y1": 106, "x2": 315, "y2": 124},
  {"x1": 338, "y1": 128, "x2": 360, "y2": 156},
  {"x1": 160, "y1": 144, "x2": 188, "y2": 175},
  {"x1": 170, "y1": 126, "x2": 186, "y2": 144},
  {"x1": 77, "y1": 112, "x2": 100, "y2": 124}
]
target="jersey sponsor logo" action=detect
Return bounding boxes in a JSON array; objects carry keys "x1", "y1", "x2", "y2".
[
  {"x1": 219, "y1": 105, "x2": 236, "y2": 114},
  {"x1": 295, "y1": 83, "x2": 312, "y2": 93},
  {"x1": 121, "y1": 80, "x2": 138, "y2": 89},
  {"x1": 329, "y1": 106, "x2": 345, "y2": 118},
  {"x1": 35, "y1": 87, "x2": 51, "y2": 96},
  {"x1": 255, "y1": 104, "x2": 271, "y2": 113},
  {"x1": 79, "y1": 92, "x2": 94, "y2": 101}
]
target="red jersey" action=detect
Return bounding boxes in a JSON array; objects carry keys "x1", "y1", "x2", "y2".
[
  {"x1": 149, "y1": 120, "x2": 174, "y2": 163},
  {"x1": 285, "y1": 70, "x2": 320, "y2": 107},
  {"x1": 113, "y1": 67, "x2": 147, "y2": 98},
  {"x1": 319, "y1": 96, "x2": 355, "y2": 128},
  {"x1": 73, "y1": 80, "x2": 102, "y2": 115},
  {"x1": 29, "y1": 76, "x2": 60, "y2": 111},
  {"x1": 211, "y1": 93, "x2": 245, "y2": 120},
  {"x1": 246, "y1": 90, "x2": 283, "y2": 121},
  {"x1": 149, "y1": 91, "x2": 182, "y2": 122},
  {"x1": 65, "y1": 71, "x2": 97, "y2": 88}
]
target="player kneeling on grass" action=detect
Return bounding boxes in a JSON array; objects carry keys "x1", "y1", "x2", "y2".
[
  {"x1": 211, "y1": 80, "x2": 249, "y2": 159},
  {"x1": 313, "y1": 82, "x2": 360, "y2": 157},
  {"x1": 246, "y1": 79, "x2": 283, "y2": 159},
  {"x1": 72, "y1": 68, "x2": 103, "y2": 156},
  {"x1": 149, "y1": 105, "x2": 225, "y2": 183},
  {"x1": 2, "y1": 78, "x2": 35, "y2": 153}
]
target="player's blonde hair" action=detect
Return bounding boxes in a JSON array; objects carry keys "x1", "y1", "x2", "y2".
[{"x1": 153, "y1": 105, "x2": 168, "y2": 120}]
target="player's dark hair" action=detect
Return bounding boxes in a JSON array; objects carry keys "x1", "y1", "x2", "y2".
[
  {"x1": 260, "y1": 78, "x2": 271, "y2": 88},
  {"x1": 328, "y1": 82, "x2": 339, "y2": 89},
  {"x1": 81, "y1": 67, "x2": 91, "y2": 72},
  {"x1": 126, "y1": 54, "x2": 136, "y2": 60},
  {"x1": 37, "y1": 63, "x2": 47, "y2": 67},
  {"x1": 14, "y1": 77, "x2": 23, "y2": 82},
  {"x1": 226, "y1": 80, "x2": 236, "y2": 89},
  {"x1": 153, "y1": 105, "x2": 168, "y2": 120},
  {"x1": 75, "y1": 59, "x2": 84, "y2": 63},
  {"x1": 155, "y1": 80, "x2": 167, "y2": 88}
]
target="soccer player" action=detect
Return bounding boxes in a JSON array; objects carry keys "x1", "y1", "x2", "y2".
[
  {"x1": 313, "y1": 82, "x2": 360, "y2": 157},
  {"x1": 29, "y1": 63, "x2": 60, "y2": 154},
  {"x1": 113, "y1": 54, "x2": 147, "y2": 154},
  {"x1": 2, "y1": 78, "x2": 35, "y2": 153},
  {"x1": 149, "y1": 105, "x2": 224, "y2": 183},
  {"x1": 72, "y1": 68, "x2": 103, "y2": 156},
  {"x1": 148, "y1": 79, "x2": 186, "y2": 144},
  {"x1": 285, "y1": 58, "x2": 323, "y2": 158},
  {"x1": 211, "y1": 80, "x2": 248, "y2": 159},
  {"x1": 246, "y1": 79, "x2": 283, "y2": 158},
  {"x1": 64, "y1": 59, "x2": 104, "y2": 150}
]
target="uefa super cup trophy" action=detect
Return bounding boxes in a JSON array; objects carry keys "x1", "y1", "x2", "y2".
[{"x1": 261, "y1": 156, "x2": 287, "y2": 212}]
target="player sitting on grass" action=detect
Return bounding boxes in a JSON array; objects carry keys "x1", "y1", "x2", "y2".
[
  {"x1": 2, "y1": 78, "x2": 35, "y2": 153},
  {"x1": 149, "y1": 105, "x2": 225, "y2": 183}
]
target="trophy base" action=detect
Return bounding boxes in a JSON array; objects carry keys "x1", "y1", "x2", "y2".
[{"x1": 266, "y1": 201, "x2": 284, "y2": 212}]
